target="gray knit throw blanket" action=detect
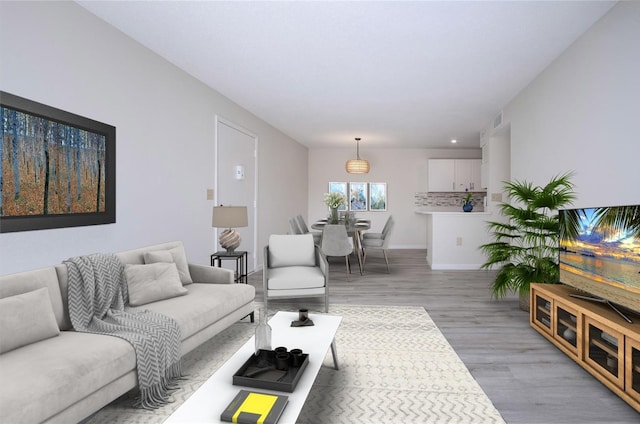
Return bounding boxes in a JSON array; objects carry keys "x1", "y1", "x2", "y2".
[{"x1": 64, "y1": 253, "x2": 182, "y2": 409}]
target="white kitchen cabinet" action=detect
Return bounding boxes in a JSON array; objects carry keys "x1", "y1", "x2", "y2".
[
  {"x1": 428, "y1": 159, "x2": 455, "y2": 191},
  {"x1": 428, "y1": 159, "x2": 482, "y2": 192},
  {"x1": 454, "y1": 160, "x2": 472, "y2": 192},
  {"x1": 470, "y1": 159, "x2": 482, "y2": 191}
]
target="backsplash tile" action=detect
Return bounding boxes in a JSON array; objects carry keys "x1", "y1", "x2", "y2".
[{"x1": 415, "y1": 192, "x2": 486, "y2": 208}]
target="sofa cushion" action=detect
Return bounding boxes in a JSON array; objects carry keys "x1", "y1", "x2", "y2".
[
  {"x1": 267, "y1": 266, "x2": 326, "y2": 290},
  {"x1": 144, "y1": 246, "x2": 193, "y2": 285},
  {"x1": 124, "y1": 263, "x2": 188, "y2": 306},
  {"x1": 138, "y1": 283, "x2": 255, "y2": 341},
  {"x1": 268, "y1": 234, "x2": 316, "y2": 268},
  {"x1": 0, "y1": 287, "x2": 60, "y2": 354},
  {"x1": 0, "y1": 331, "x2": 135, "y2": 424}
]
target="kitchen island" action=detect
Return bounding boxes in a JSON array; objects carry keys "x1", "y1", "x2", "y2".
[{"x1": 415, "y1": 208, "x2": 492, "y2": 270}]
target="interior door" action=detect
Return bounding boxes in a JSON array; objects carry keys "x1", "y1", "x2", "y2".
[{"x1": 216, "y1": 118, "x2": 257, "y2": 273}]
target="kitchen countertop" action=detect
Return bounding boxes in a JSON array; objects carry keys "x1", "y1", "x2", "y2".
[{"x1": 415, "y1": 208, "x2": 489, "y2": 215}]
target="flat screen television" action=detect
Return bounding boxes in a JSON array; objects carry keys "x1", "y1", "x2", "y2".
[{"x1": 559, "y1": 204, "x2": 640, "y2": 317}]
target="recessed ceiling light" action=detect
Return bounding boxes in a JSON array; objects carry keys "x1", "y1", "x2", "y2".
[{"x1": 451, "y1": 139, "x2": 457, "y2": 144}]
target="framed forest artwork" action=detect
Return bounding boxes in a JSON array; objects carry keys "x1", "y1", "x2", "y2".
[{"x1": 0, "y1": 92, "x2": 116, "y2": 233}]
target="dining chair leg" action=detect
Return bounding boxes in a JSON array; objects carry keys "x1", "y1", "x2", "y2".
[
  {"x1": 353, "y1": 232, "x2": 364, "y2": 275},
  {"x1": 344, "y1": 256, "x2": 350, "y2": 281},
  {"x1": 383, "y1": 249, "x2": 390, "y2": 273}
]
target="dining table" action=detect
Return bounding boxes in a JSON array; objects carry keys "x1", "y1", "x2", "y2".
[{"x1": 311, "y1": 219, "x2": 370, "y2": 275}]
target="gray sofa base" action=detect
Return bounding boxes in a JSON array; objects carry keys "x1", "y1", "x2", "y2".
[
  {"x1": 46, "y1": 302, "x2": 254, "y2": 424},
  {"x1": 0, "y1": 241, "x2": 255, "y2": 424}
]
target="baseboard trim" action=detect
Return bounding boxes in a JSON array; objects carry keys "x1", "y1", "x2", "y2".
[{"x1": 428, "y1": 263, "x2": 484, "y2": 270}]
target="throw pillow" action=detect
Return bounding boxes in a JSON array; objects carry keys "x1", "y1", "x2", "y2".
[
  {"x1": 124, "y1": 263, "x2": 188, "y2": 306},
  {"x1": 0, "y1": 287, "x2": 60, "y2": 354},
  {"x1": 143, "y1": 246, "x2": 193, "y2": 285}
]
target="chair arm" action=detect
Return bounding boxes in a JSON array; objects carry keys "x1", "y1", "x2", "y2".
[
  {"x1": 315, "y1": 246, "x2": 329, "y2": 277},
  {"x1": 188, "y1": 263, "x2": 235, "y2": 284},
  {"x1": 263, "y1": 245, "x2": 270, "y2": 292}
]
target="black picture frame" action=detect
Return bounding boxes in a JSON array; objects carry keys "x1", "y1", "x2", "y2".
[{"x1": 1, "y1": 91, "x2": 116, "y2": 232}]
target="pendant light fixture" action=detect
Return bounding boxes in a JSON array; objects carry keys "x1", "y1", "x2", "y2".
[{"x1": 345, "y1": 137, "x2": 370, "y2": 174}]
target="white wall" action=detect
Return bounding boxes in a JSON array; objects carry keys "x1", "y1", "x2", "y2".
[
  {"x1": 4, "y1": 1, "x2": 634, "y2": 275},
  {"x1": 498, "y1": 1, "x2": 640, "y2": 207},
  {"x1": 0, "y1": 1, "x2": 307, "y2": 274},
  {"x1": 308, "y1": 147, "x2": 480, "y2": 248}
]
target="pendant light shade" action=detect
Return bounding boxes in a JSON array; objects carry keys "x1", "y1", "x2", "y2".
[{"x1": 346, "y1": 137, "x2": 370, "y2": 174}]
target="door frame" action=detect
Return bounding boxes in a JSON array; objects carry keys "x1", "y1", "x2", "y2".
[{"x1": 214, "y1": 115, "x2": 259, "y2": 272}]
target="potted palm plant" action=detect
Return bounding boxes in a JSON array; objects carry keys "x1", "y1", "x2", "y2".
[{"x1": 480, "y1": 172, "x2": 576, "y2": 311}]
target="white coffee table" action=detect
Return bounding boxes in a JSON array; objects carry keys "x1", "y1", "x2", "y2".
[{"x1": 164, "y1": 311, "x2": 342, "y2": 424}]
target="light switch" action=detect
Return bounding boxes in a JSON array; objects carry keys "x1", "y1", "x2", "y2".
[
  {"x1": 206, "y1": 189, "x2": 214, "y2": 200},
  {"x1": 491, "y1": 192, "x2": 502, "y2": 202}
]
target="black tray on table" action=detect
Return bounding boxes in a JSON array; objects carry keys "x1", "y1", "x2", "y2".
[{"x1": 232, "y1": 349, "x2": 309, "y2": 393}]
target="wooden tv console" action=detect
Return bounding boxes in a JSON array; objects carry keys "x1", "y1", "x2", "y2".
[{"x1": 530, "y1": 283, "x2": 640, "y2": 412}]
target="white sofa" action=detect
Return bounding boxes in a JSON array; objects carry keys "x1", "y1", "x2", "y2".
[{"x1": 0, "y1": 241, "x2": 255, "y2": 424}]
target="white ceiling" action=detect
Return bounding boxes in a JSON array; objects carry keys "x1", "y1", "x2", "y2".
[{"x1": 78, "y1": 1, "x2": 615, "y2": 149}]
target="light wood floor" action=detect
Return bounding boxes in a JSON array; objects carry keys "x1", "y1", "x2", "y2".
[{"x1": 248, "y1": 249, "x2": 639, "y2": 423}]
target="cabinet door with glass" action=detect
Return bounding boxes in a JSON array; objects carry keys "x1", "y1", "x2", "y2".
[
  {"x1": 554, "y1": 301, "x2": 579, "y2": 358},
  {"x1": 626, "y1": 336, "x2": 640, "y2": 403},
  {"x1": 531, "y1": 288, "x2": 552, "y2": 336},
  {"x1": 584, "y1": 315, "x2": 624, "y2": 389}
]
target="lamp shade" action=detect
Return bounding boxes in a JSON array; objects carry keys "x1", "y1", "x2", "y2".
[
  {"x1": 346, "y1": 137, "x2": 370, "y2": 174},
  {"x1": 212, "y1": 206, "x2": 248, "y2": 229},
  {"x1": 345, "y1": 159, "x2": 370, "y2": 173}
]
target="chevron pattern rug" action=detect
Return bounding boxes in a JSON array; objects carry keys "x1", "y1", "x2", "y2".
[{"x1": 85, "y1": 304, "x2": 504, "y2": 423}]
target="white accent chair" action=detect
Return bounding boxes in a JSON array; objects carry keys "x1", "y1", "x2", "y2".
[{"x1": 263, "y1": 234, "x2": 330, "y2": 312}]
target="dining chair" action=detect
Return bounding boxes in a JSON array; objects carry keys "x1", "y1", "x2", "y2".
[
  {"x1": 363, "y1": 215, "x2": 392, "y2": 240},
  {"x1": 361, "y1": 218, "x2": 394, "y2": 273},
  {"x1": 289, "y1": 217, "x2": 302, "y2": 234},
  {"x1": 296, "y1": 214, "x2": 322, "y2": 245},
  {"x1": 320, "y1": 224, "x2": 353, "y2": 280},
  {"x1": 263, "y1": 234, "x2": 329, "y2": 312}
]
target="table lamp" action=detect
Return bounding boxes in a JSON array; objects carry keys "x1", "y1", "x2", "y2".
[{"x1": 212, "y1": 206, "x2": 248, "y2": 253}]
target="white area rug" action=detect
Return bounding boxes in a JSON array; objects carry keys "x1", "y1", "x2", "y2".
[{"x1": 86, "y1": 305, "x2": 504, "y2": 423}]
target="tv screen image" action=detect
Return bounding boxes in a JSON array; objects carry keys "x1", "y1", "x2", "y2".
[{"x1": 559, "y1": 205, "x2": 640, "y2": 313}]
